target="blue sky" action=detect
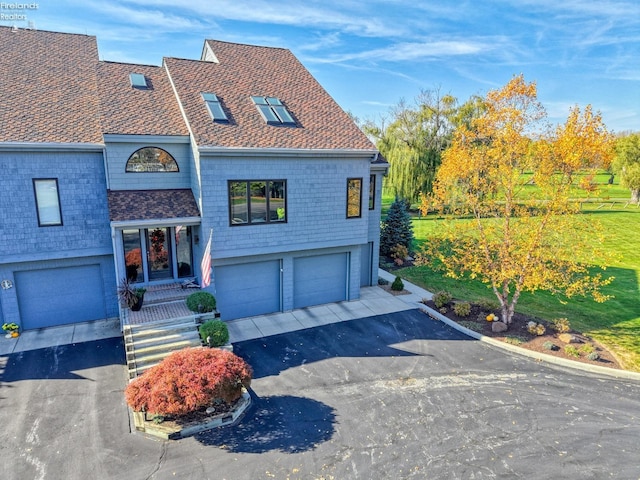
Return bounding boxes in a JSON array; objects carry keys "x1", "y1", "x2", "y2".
[{"x1": 7, "y1": 0, "x2": 639, "y2": 132}]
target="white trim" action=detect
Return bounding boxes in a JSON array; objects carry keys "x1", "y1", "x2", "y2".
[
  {"x1": 370, "y1": 163, "x2": 389, "y2": 173},
  {"x1": 0, "y1": 142, "x2": 104, "y2": 152},
  {"x1": 0, "y1": 248, "x2": 113, "y2": 265},
  {"x1": 103, "y1": 134, "x2": 190, "y2": 144},
  {"x1": 110, "y1": 217, "x2": 201, "y2": 229},
  {"x1": 198, "y1": 146, "x2": 378, "y2": 159}
]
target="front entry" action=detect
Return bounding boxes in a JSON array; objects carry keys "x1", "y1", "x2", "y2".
[{"x1": 122, "y1": 226, "x2": 194, "y2": 284}]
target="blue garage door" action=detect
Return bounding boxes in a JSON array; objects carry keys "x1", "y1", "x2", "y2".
[
  {"x1": 293, "y1": 253, "x2": 348, "y2": 309},
  {"x1": 15, "y1": 265, "x2": 106, "y2": 329},
  {"x1": 215, "y1": 260, "x2": 281, "y2": 320}
]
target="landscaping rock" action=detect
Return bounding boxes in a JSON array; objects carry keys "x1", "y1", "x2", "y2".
[
  {"x1": 492, "y1": 321, "x2": 508, "y2": 333},
  {"x1": 558, "y1": 333, "x2": 579, "y2": 344}
]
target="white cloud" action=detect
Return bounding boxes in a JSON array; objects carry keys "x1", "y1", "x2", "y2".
[
  {"x1": 123, "y1": 0, "x2": 405, "y2": 37},
  {"x1": 91, "y1": 2, "x2": 214, "y2": 31},
  {"x1": 315, "y1": 39, "x2": 495, "y2": 64}
]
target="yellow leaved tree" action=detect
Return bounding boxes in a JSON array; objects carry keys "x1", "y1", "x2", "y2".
[{"x1": 417, "y1": 75, "x2": 615, "y2": 325}]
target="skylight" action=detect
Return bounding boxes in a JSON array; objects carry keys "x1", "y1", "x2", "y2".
[
  {"x1": 129, "y1": 73, "x2": 148, "y2": 89},
  {"x1": 202, "y1": 93, "x2": 229, "y2": 122},
  {"x1": 251, "y1": 96, "x2": 296, "y2": 125}
]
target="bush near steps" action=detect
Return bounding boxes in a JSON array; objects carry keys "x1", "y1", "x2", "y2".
[{"x1": 125, "y1": 347, "x2": 252, "y2": 417}]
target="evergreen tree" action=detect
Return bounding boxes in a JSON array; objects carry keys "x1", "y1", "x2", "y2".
[{"x1": 380, "y1": 197, "x2": 414, "y2": 256}]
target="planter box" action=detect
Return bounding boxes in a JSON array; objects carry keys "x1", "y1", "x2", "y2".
[{"x1": 132, "y1": 388, "x2": 251, "y2": 440}]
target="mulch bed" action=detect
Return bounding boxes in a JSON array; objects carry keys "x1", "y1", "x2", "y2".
[
  {"x1": 379, "y1": 284, "x2": 413, "y2": 296},
  {"x1": 424, "y1": 300, "x2": 622, "y2": 370}
]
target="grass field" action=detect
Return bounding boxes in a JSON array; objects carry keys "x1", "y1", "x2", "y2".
[{"x1": 382, "y1": 190, "x2": 640, "y2": 371}]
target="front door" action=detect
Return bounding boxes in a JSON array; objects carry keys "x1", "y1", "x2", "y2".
[
  {"x1": 122, "y1": 226, "x2": 193, "y2": 284},
  {"x1": 147, "y1": 227, "x2": 172, "y2": 280}
]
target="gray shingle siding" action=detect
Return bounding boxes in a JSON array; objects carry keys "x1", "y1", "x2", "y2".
[{"x1": 0, "y1": 151, "x2": 112, "y2": 261}]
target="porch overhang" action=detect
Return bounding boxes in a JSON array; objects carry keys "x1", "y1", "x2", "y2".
[
  {"x1": 111, "y1": 217, "x2": 201, "y2": 229},
  {"x1": 107, "y1": 189, "x2": 201, "y2": 226}
]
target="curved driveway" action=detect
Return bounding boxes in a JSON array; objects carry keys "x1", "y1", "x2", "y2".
[{"x1": 1, "y1": 309, "x2": 639, "y2": 479}]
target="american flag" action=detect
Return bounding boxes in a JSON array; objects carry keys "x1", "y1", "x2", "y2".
[{"x1": 200, "y1": 229, "x2": 212, "y2": 288}]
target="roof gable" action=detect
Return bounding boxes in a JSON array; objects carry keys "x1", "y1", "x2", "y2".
[
  {"x1": 0, "y1": 27, "x2": 102, "y2": 144},
  {"x1": 164, "y1": 40, "x2": 374, "y2": 151}
]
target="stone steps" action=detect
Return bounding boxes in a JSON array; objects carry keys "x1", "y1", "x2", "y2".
[{"x1": 124, "y1": 318, "x2": 202, "y2": 380}]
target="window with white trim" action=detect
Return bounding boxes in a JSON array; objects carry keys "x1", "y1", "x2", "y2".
[{"x1": 33, "y1": 178, "x2": 63, "y2": 226}]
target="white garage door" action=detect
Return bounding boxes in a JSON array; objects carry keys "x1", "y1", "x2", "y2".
[
  {"x1": 293, "y1": 253, "x2": 348, "y2": 309},
  {"x1": 215, "y1": 260, "x2": 281, "y2": 320},
  {"x1": 15, "y1": 265, "x2": 106, "y2": 329}
]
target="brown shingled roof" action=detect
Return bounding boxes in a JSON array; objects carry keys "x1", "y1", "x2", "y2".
[
  {"x1": 97, "y1": 62, "x2": 189, "y2": 136},
  {"x1": 107, "y1": 189, "x2": 200, "y2": 222},
  {"x1": 0, "y1": 27, "x2": 103, "y2": 144},
  {"x1": 164, "y1": 40, "x2": 375, "y2": 150}
]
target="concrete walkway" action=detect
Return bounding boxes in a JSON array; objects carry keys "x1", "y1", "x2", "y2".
[
  {"x1": 0, "y1": 269, "x2": 429, "y2": 355},
  {"x1": 226, "y1": 275, "x2": 428, "y2": 343}
]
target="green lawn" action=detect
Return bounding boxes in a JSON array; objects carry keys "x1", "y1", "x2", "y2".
[{"x1": 385, "y1": 196, "x2": 640, "y2": 371}]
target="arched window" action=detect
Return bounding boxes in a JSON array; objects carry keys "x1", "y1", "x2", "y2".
[{"x1": 125, "y1": 147, "x2": 179, "y2": 173}]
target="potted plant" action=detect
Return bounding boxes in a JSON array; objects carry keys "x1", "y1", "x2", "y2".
[
  {"x1": 2, "y1": 322, "x2": 20, "y2": 338},
  {"x1": 117, "y1": 278, "x2": 146, "y2": 311}
]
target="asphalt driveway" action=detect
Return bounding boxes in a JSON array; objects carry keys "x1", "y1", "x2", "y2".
[{"x1": 1, "y1": 309, "x2": 639, "y2": 479}]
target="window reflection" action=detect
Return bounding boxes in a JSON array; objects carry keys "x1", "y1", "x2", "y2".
[
  {"x1": 125, "y1": 147, "x2": 179, "y2": 172},
  {"x1": 228, "y1": 180, "x2": 286, "y2": 225}
]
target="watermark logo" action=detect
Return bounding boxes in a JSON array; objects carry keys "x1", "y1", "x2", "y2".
[{"x1": 0, "y1": 3, "x2": 39, "y2": 25}]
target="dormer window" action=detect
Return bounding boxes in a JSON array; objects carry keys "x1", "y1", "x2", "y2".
[
  {"x1": 251, "y1": 96, "x2": 295, "y2": 125},
  {"x1": 202, "y1": 93, "x2": 229, "y2": 122},
  {"x1": 129, "y1": 73, "x2": 148, "y2": 89}
]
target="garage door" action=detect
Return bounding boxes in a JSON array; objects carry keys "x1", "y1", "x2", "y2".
[
  {"x1": 15, "y1": 265, "x2": 106, "y2": 329},
  {"x1": 293, "y1": 253, "x2": 348, "y2": 309},
  {"x1": 215, "y1": 260, "x2": 281, "y2": 320}
]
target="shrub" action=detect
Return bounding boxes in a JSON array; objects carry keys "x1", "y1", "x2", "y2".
[
  {"x1": 564, "y1": 345, "x2": 581, "y2": 358},
  {"x1": 504, "y1": 336, "x2": 526, "y2": 345},
  {"x1": 550, "y1": 318, "x2": 571, "y2": 333},
  {"x1": 125, "y1": 348, "x2": 252, "y2": 417},
  {"x1": 453, "y1": 302, "x2": 471, "y2": 317},
  {"x1": 391, "y1": 276, "x2": 405, "y2": 291},
  {"x1": 186, "y1": 292, "x2": 217, "y2": 313},
  {"x1": 199, "y1": 320, "x2": 229, "y2": 347},
  {"x1": 542, "y1": 341, "x2": 558, "y2": 351},
  {"x1": 390, "y1": 244, "x2": 409, "y2": 262},
  {"x1": 527, "y1": 321, "x2": 546, "y2": 336},
  {"x1": 587, "y1": 352, "x2": 600, "y2": 361},
  {"x1": 378, "y1": 277, "x2": 389, "y2": 286},
  {"x1": 477, "y1": 298, "x2": 499, "y2": 312},
  {"x1": 439, "y1": 307, "x2": 448, "y2": 314},
  {"x1": 579, "y1": 343, "x2": 596, "y2": 355},
  {"x1": 433, "y1": 290, "x2": 452, "y2": 308},
  {"x1": 380, "y1": 197, "x2": 414, "y2": 257}
]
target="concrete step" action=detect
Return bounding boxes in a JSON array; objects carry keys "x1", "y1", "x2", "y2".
[
  {"x1": 126, "y1": 337, "x2": 202, "y2": 365},
  {"x1": 126, "y1": 342, "x2": 203, "y2": 379},
  {"x1": 126, "y1": 333, "x2": 201, "y2": 359},
  {"x1": 127, "y1": 330, "x2": 200, "y2": 350},
  {"x1": 142, "y1": 283, "x2": 197, "y2": 305},
  {"x1": 125, "y1": 321, "x2": 198, "y2": 341},
  {"x1": 124, "y1": 316, "x2": 206, "y2": 379}
]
